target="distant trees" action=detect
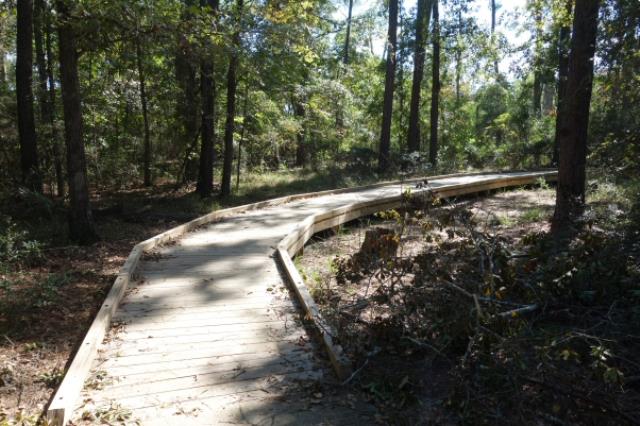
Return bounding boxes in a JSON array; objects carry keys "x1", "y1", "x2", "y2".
[
  {"x1": 0, "y1": 0, "x2": 637, "y2": 236},
  {"x1": 552, "y1": 0, "x2": 600, "y2": 232}
]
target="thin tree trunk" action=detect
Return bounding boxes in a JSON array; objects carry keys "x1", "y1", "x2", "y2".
[
  {"x1": 44, "y1": 5, "x2": 64, "y2": 197},
  {"x1": 491, "y1": 0, "x2": 499, "y2": 75},
  {"x1": 294, "y1": 98, "x2": 306, "y2": 167},
  {"x1": 552, "y1": 0, "x2": 573, "y2": 165},
  {"x1": 532, "y1": 4, "x2": 543, "y2": 117},
  {"x1": 34, "y1": 0, "x2": 58, "y2": 193},
  {"x1": 135, "y1": 38, "x2": 152, "y2": 187},
  {"x1": 236, "y1": 85, "x2": 248, "y2": 192},
  {"x1": 176, "y1": 0, "x2": 199, "y2": 183},
  {"x1": 552, "y1": 0, "x2": 600, "y2": 233},
  {"x1": 0, "y1": 49, "x2": 5, "y2": 88},
  {"x1": 343, "y1": 0, "x2": 354, "y2": 64},
  {"x1": 397, "y1": 11, "x2": 405, "y2": 148},
  {"x1": 196, "y1": 0, "x2": 219, "y2": 197},
  {"x1": 221, "y1": 0, "x2": 243, "y2": 198},
  {"x1": 55, "y1": 0, "x2": 98, "y2": 243},
  {"x1": 378, "y1": 0, "x2": 398, "y2": 172},
  {"x1": 17, "y1": 0, "x2": 41, "y2": 191},
  {"x1": 406, "y1": 0, "x2": 433, "y2": 153},
  {"x1": 455, "y1": 7, "x2": 462, "y2": 106},
  {"x1": 429, "y1": 0, "x2": 440, "y2": 165}
]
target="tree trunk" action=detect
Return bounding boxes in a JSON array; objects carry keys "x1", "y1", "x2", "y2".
[
  {"x1": 34, "y1": 0, "x2": 61, "y2": 195},
  {"x1": 45, "y1": 12, "x2": 65, "y2": 197},
  {"x1": 378, "y1": 0, "x2": 398, "y2": 173},
  {"x1": 0, "y1": 48, "x2": 5, "y2": 88},
  {"x1": 552, "y1": 0, "x2": 573, "y2": 165},
  {"x1": 135, "y1": 38, "x2": 152, "y2": 187},
  {"x1": 221, "y1": 0, "x2": 243, "y2": 198},
  {"x1": 551, "y1": 0, "x2": 600, "y2": 233},
  {"x1": 196, "y1": 0, "x2": 219, "y2": 197},
  {"x1": 429, "y1": 0, "x2": 440, "y2": 165},
  {"x1": 343, "y1": 0, "x2": 354, "y2": 64},
  {"x1": 406, "y1": 0, "x2": 433, "y2": 153},
  {"x1": 176, "y1": 0, "x2": 199, "y2": 182},
  {"x1": 294, "y1": 99, "x2": 306, "y2": 167},
  {"x1": 55, "y1": 0, "x2": 98, "y2": 244},
  {"x1": 532, "y1": 3, "x2": 543, "y2": 117},
  {"x1": 236, "y1": 85, "x2": 248, "y2": 192},
  {"x1": 454, "y1": 7, "x2": 462, "y2": 106},
  {"x1": 491, "y1": 0, "x2": 499, "y2": 76},
  {"x1": 17, "y1": 0, "x2": 41, "y2": 192}
]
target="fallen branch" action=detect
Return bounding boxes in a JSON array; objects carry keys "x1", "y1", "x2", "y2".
[{"x1": 496, "y1": 304, "x2": 539, "y2": 318}]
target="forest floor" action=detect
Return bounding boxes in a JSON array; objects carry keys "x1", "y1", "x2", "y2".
[
  {"x1": 298, "y1": 182, "x2": 640, "y2": 425},
  {"x1": 0, "y1": 167, "x2": 409, "y2": 424}
]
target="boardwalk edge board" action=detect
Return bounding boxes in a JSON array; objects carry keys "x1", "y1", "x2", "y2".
[
  {"x1": 275, "y1": 171, "x2": 557, "y2": 381},
  {"x1": 46, "y1": 170, "x2": 556, "y2": 425}
]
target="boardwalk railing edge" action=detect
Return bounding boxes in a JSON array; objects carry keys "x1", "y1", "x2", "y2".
[
  {"x1": 275, "y1": 171, "x2": 558, "y2": 381},
  {"x1": 46, "y1": 169, "x2": 555, "y2": 425}
]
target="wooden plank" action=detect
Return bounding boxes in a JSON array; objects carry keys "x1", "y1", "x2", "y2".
[
  {"x1": 86, "y1": 370, "x2": 323, "y2": 411},
  {"x1": 102, "y1": 349, "x2": 315, "y2": 378},
  {"x1": 101, "y1": 336, "x2": 312, "y2": 365},
  {"x1": 276, "y1": 247, "x2": 352, "y2": 381},
  {"x1": 92, "y1": 362, "x2": 320, "y2": 400},
  {"x1": 47, "y1": 273, "x2": 135, "y2": 425},
  {"x1": 98, "y1": 332, "x2": 309, "y2": 360},
  {"x1": 97, "y1": 357, "x2": 316, "y2": 395}
]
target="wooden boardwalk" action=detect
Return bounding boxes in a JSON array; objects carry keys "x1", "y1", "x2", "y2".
[{"x1": 66, "y1": 172, "x2": 554, "y2": 425}]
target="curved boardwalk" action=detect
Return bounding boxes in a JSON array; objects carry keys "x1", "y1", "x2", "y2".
[{"x1": 73, "y1": 172, "x2": 553, "y2": 425}]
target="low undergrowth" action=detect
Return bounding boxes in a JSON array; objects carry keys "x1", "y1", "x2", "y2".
[{"x1": 301, "y1": 183, "x2": 640, "y2": 425}]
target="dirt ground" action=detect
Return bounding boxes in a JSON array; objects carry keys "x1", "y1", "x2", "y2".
[
  {"x1": 0, "y1": 198, "x2": 184, "y2": 424},
  {"x1": 296, "y1": 188, "x2": 557, "y2": 424}
]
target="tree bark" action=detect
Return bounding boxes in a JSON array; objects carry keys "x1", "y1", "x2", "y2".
[
  {"x1": 221, "y1": 0, "x2": 243, "y2": 198},
  {"x1": 55, "y1": 0, "x2": 98, "y2": 243},
  {"x1": 135, "y1": 38, "x2": 152, "y2": 187},
  {"x1": 294, "y1": 98, "x2": 306, "y2": 167},
  {"x1": 0, "y1": 48, "x2": 5, "y2": 88},
  {"x1": 552, "y1": 0, "x2": 573, "y2": 165},
  {"x1": 236, "y1": 85, "x2": 248, "y2": 192},
  {"x1": 34, "y1": 0, "x2": 62, "y2": 196},
  {"x1": 552, "y1": 0, "x2": 600, "y2": 233},
  {"x1": 378, "y1": 0, "x2": 399, "y2": 172},
  {"x1": 429, "y1": 0, "x2": 440, "y2": 165},
  {"x1": 407, "y1": 0, "x2": 433, "y2": 153},
  {"x1": 454, "y1": 6, "x2": 462, "y2": 106},
  {"x1": 491, "y1": 0, "x2": 499, "y2": 76},
  {"x1": 343, "y1": 0, "x2": 354, "y2": 64},
  {"x1": 532, "y1": 3, "x2": 543, "y2": 117},
  {"x1": 196, "y1": 0, "x2": 219, "y2": 197},
  {"x1": 45, "y1": 11, "x2": 65, "y2": 197},
  {"x1": 17, "y1": 0, "x2": 41, "y2": 192},
  {"x1": 176, "y1": 0, "x2": 199, "y2": 183}
]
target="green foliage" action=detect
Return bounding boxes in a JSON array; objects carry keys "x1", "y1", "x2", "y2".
[{"x1": 0, "y1": 215, "x2": 42, "y2": 268}]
